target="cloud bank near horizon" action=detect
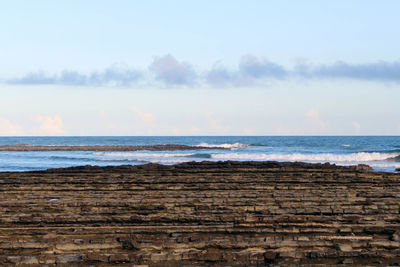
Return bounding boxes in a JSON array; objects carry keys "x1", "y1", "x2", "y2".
[
  {"x1": 7, "y1": 66, "x2": 142, "y2": 87},
  {"x1": 6, "y1": 55, "x2": 400, "y2": 88}
]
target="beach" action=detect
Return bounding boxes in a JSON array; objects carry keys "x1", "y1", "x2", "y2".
[{"x1": 0, "y1": 160, "x2": 399, "y2": 266}]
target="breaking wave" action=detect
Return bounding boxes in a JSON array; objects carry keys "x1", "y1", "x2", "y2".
[
  {"x1": 211, "y1": 152, "x2": 400, "y2": 163},
  {"x1": 195, "y1": 142, "x2": 248, "y2": 149},
  {"x1": 388, "y1": 154, "x2": 400, "y2": 161},
  {"x1": 95, "y1": 151, "x2": 400, "y2": 165}
]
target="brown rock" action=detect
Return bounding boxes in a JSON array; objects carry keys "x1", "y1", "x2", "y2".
[
  {"x1": 56, "y1": 254, "x2": 83, "y2": 263},
  {"x1": 42, "y1": 232, "x2": 57, "y2": 239},
  {"x1": 264, "y1": 251, "x2": 278, "y2": 260},
  {"x1": 202, "y1": 249, "x2": 222, "y2": 261},
  {"x1": 87, "y1": 252, "x2": 109, "y2": 262},
  {"x1": 109, "y1": 253, "x2": 130, "y2": 263},
  {"x1": 391, "y1": 231, "x2": 400, "y2": 241},
  {"x1": 38, "y1": 255, "x2": 56, "y2": 264},
  {"x1": 355, "y1": 164, "x2": 373, "y2": 171},
  {"x1": 0, "y1": 161, "x2": 399, "y2": 266}
]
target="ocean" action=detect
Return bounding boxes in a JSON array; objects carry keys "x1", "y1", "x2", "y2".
[{"x1": 0, "y1": 136, "x2": 399, "y2": 172}]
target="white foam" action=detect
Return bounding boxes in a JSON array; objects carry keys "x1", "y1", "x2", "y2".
[
  {"x1": 94, "y1": 151, "x2": 400, "y2": 171},
  {"x1": 138, "y1": 158, "x2": 192, "y2": 164},
  {"x1": 196, "y1": 142, "x2": 248, "y2": 149},
  {"x1": 361, "y1": 163, "x2": 400, "y2": 168},
  {"x1": 211, "y1": 152, "x2": 399, "y2": 163}
]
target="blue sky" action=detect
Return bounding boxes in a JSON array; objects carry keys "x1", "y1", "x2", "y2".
[{"x1": 1, "y1": 1, "x2": 400, "y2": 135}]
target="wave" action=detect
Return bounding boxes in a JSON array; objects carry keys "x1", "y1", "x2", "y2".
[
  {"x1": 136, "y1": 158, "x2": 191, "y2": 164},
  {"x1": 250, "y1": 143, "x2": 273, "y2": 148},
  {"x1": 195, "y1": 142, "x2": 248, "y2": 149},
  {"x1": 48, "y1": 155, "x2": 90, "y2": 161},
  {"x1": 187, "y1": 153, "x2": 212, "y2": 159},
  {"x1": 97, "y1": 158, "x2": 191, "y2": 164},
  {"x1": 94, "y1": 152, "x2": 195, "y2": 158},
  {"x1": 96, "y1": 152, "x2": 213, "y2": 160},
  {"x1": 211, "y1": 152, "x2": 400, "y2": 163},
  {"x1": 387, "y1": 154, "x2": 400, "y2": 162},
  {"x1": 96, "y1": 151, "x2": 400, "y2": 164},
  {"x1": 365, "y1": 163, "x2": 400, "y2": 171},
  {"x1": 96, "y1": 158, "x2": 146, "y2": 164},
  {"x1": 364, "y1": 149, "x2": 400, "y2": 154}
]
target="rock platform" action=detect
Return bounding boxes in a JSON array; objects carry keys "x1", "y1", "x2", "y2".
[
  {"x1": 0, "y1": 144, "x2": 224, "y2": 152},
  {"x1": 0, "y1": 161, "x2": 399, "y2": 266}
]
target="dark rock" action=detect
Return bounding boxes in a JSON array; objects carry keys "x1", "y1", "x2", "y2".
[
  {"x1": 109, "y1": 254, "x2": 130, "y2": 263},
  {"x1": 355, "y1": 164, "x2": 373, "y2": 171},
  {"x1": 86, "y1": 252, "x2": 109, "y2": 263},
  {"x1": 0, "y1": 144, "x2": 227, "y2": 152},
  {"x1": 264, "y1": 251, "x2": 278, "y2": 260}
]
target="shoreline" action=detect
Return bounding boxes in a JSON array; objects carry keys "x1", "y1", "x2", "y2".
[
  {"x1": 0, "y1": 159, "x2": 377, "y2": 174},
  {"x1": 15, "y1": 160, "x2": 375, "y2": 173},
  {"x1": 0, "y1": 161, "x2": 399, "y2": 266}
]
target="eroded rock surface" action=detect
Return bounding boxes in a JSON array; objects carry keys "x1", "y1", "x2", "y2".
[{"x1": 0, "y1": 161, "x2": 399, "y2": 266}]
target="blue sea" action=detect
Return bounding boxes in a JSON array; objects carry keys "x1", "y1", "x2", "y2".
[{"x1": 0, "y1": 136, "x2": 399, "y2": 172}]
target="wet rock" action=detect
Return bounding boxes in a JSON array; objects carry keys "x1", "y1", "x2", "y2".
[
  {"x1": 355, "y1": 164, "x2": 373, "y2": 171},
  {"x1": 0, "y1": 144, "x2": 226, "y2": 152}
]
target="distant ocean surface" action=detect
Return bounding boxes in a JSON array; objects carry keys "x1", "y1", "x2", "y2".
[{"x1": 0, "y1": 136, "x2": 400, "y2": 172}]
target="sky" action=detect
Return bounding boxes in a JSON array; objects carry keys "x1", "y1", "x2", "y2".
[{"x1": 1, "y1": 0, "x2": 400, "y2": 136}]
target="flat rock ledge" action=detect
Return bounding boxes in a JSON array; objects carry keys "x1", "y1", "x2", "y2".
[
  {"x1": 0, "y1": 161, "x2": 399, "y2": 266},
  {"x1": 0, "y1": 144, "x2": 225, "y2": 151}
]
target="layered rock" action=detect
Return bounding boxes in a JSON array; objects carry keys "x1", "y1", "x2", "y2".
[{"x1": 0, "y1": 161, "x2": 399, "y2": 266}]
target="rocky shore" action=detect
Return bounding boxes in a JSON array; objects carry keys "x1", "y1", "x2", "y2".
[
  {"x1": 0, "y1": 161, "x2": 399, "y2": 266},
  {"x1": 0, "y1": 144, "x2": 225, "y2": 152}
]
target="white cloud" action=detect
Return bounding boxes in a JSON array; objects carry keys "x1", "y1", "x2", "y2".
[
  {"x1": 149, "y1": 54, "x2": 196, "y2": 86},
  {"x1": 7, "y1": 65, "x2": 142, "y2": 87},
  {"x1": 306, "y1": 108, "x2": 319, "y2": 120},
  {"x1": 242, "y1": 128, "x2": 254, "y2": 135},
  {"x1": 239, "y1": 54, "x2": 287, "y2": 79},
  {"x1": 275, "y1": 127, "x2": 291, "y2": 135},
  {"x1": 6, "y1": 56, "x2": 400, "y2": 89},
  {"x1": 132, "y1": 107, "x2": 156, "y2": 128},
  {"x1": 34, "y1": 115, "x2": 65, "y2": 135},
  {"x1": 171, "y1": 128, "x2": 181, "y2": 135},
  {"x1": 305, "y1": 108, "x2": 326, "y2": 128},
  {"x1": 305, "y1": 108, "x2": 329, "y2": 133},
  {"x1": 352, "y1": 121, "x2": 361, "y2": 132},
  {"x1": 189, "y1": 127, "x2": 201, "y2": 134},
  {"x1": 205, "y1": 112, "x2": 229, "y2": 134},
  {"x1": 0, "y1": 117, "x2": 24, "y2": 136},
  {"x1": 98, "y1": 110, "x2": 116, "y2": 129}
]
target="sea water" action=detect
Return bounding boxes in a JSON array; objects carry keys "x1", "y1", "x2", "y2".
[{"x1": 0, "y1": 136, "x2": 399, "y2": 172}]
